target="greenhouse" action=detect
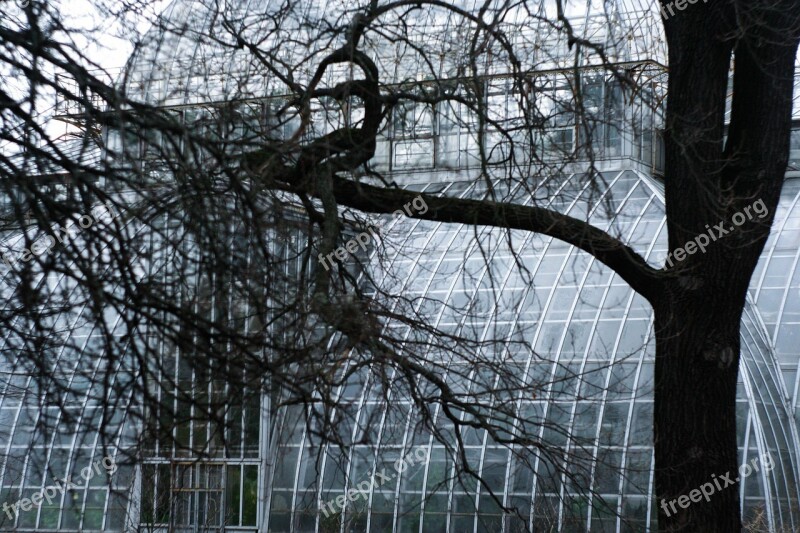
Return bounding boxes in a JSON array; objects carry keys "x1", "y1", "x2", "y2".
[{"x1": 1, "y1": 0, "x2": 800, "y2": 531}]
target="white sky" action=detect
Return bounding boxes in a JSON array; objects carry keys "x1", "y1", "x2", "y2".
[
  {"x1": 63, "y1": 0, "x2": 171, "y2": 70},
  {"x1": 40, "y1": 0, "x2": 172, "y2": 137}
]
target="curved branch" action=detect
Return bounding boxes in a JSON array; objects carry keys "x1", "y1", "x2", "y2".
[{"x1": 326, "y1": 177, "x2": 664, "y2": 302}]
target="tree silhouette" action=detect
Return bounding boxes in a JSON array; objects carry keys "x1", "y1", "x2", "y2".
[{"x1": 1, "y1": 0, "x2": 799, "y2": 531}]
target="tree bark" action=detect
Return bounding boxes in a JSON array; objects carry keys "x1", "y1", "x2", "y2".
[
  {"x1": 653, "y1": 289, "x2": 743, "y2": 532},
  {"x1": 655, "y1": 1, "x2": 800, "y2": 529}
]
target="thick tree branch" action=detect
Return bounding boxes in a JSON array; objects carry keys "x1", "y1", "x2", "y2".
[{"x1": 323, "y1": 177, "x2": 663, "y2": 302}]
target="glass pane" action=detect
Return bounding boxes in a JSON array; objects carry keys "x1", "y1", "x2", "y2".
[
  {"x1": 156, "y1": 464, "x2": 171, "y2": 523},
  {"x1": 226, "y1": 465, "x2": 241, "y2": 526},
  {"x1": 244, "y1": 395, "x2": 260, "y2": 457},
  {"x1": 83, "y1": 489, "x2": 106, "y2": 529},
  {"x1": 242, "y1": 465, "x2": 258, "y2": 526},
  {"x1": 199, "y1": 490, "x2": 223, "y2": 527}
]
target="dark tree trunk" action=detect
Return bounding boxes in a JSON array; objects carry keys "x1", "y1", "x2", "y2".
[
  {"x1": 654, "y1": 1, "x2": 800, "y2": 530},
  {"x1": 653, "y1": 292, "x2": 743, "y2": 532}
]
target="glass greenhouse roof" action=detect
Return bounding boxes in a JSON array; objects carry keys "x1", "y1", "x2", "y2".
[
  {"x1": 1, "y1": 169, "x2": 798, "y2": 532},
  {"x1": 3, "y1": 0, "x2": 800, "y2": 531},
  {"x1": 121, "y1": 0, "x2": 667, "y2": 107},
  {"x1": 263, "y1": 170, "x2": 800, "y2": 532},
  {"x1": 751, "y1": 178, "x2": 800, "y2": 419}
]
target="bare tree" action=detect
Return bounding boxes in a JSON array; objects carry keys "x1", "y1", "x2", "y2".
[{"x1": 1, "y1": 0, "x2": 799, "y2": 532}]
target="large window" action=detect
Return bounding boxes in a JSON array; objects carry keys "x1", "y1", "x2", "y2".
[
  {"x1": 140, "y1": 462, "x2": 259, "y2": 531},
  {"x1": 392, "y1": 101, "x2": 434, "y2": 169},
  {"x1": 139, "y1": 214, "x2": 267, "y2": 531}
]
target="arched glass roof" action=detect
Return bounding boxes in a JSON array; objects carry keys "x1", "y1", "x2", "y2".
[
  {"x1": 266, "y1": 170, "x2": 800, "y2": 532},
  {"x1": 0, "y1": 237, "x2": 139, "y2": 530},
  {"x1": 0, "y1": 175, "x2": 797, "y2": 532},
  {"x1": 0, "y1": 206, "x2": 266, "y2": 531},
  {"x1": 751, "y1": 176, "x2": 800, "y2": 419},
  {"x1": 121, "y1": 0, "x2": 667, "y2": 107}
]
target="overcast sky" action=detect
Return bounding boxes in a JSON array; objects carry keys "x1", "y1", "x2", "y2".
[{"x1": 14, "y1": 0, "x2": 172, "y2": 139}]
